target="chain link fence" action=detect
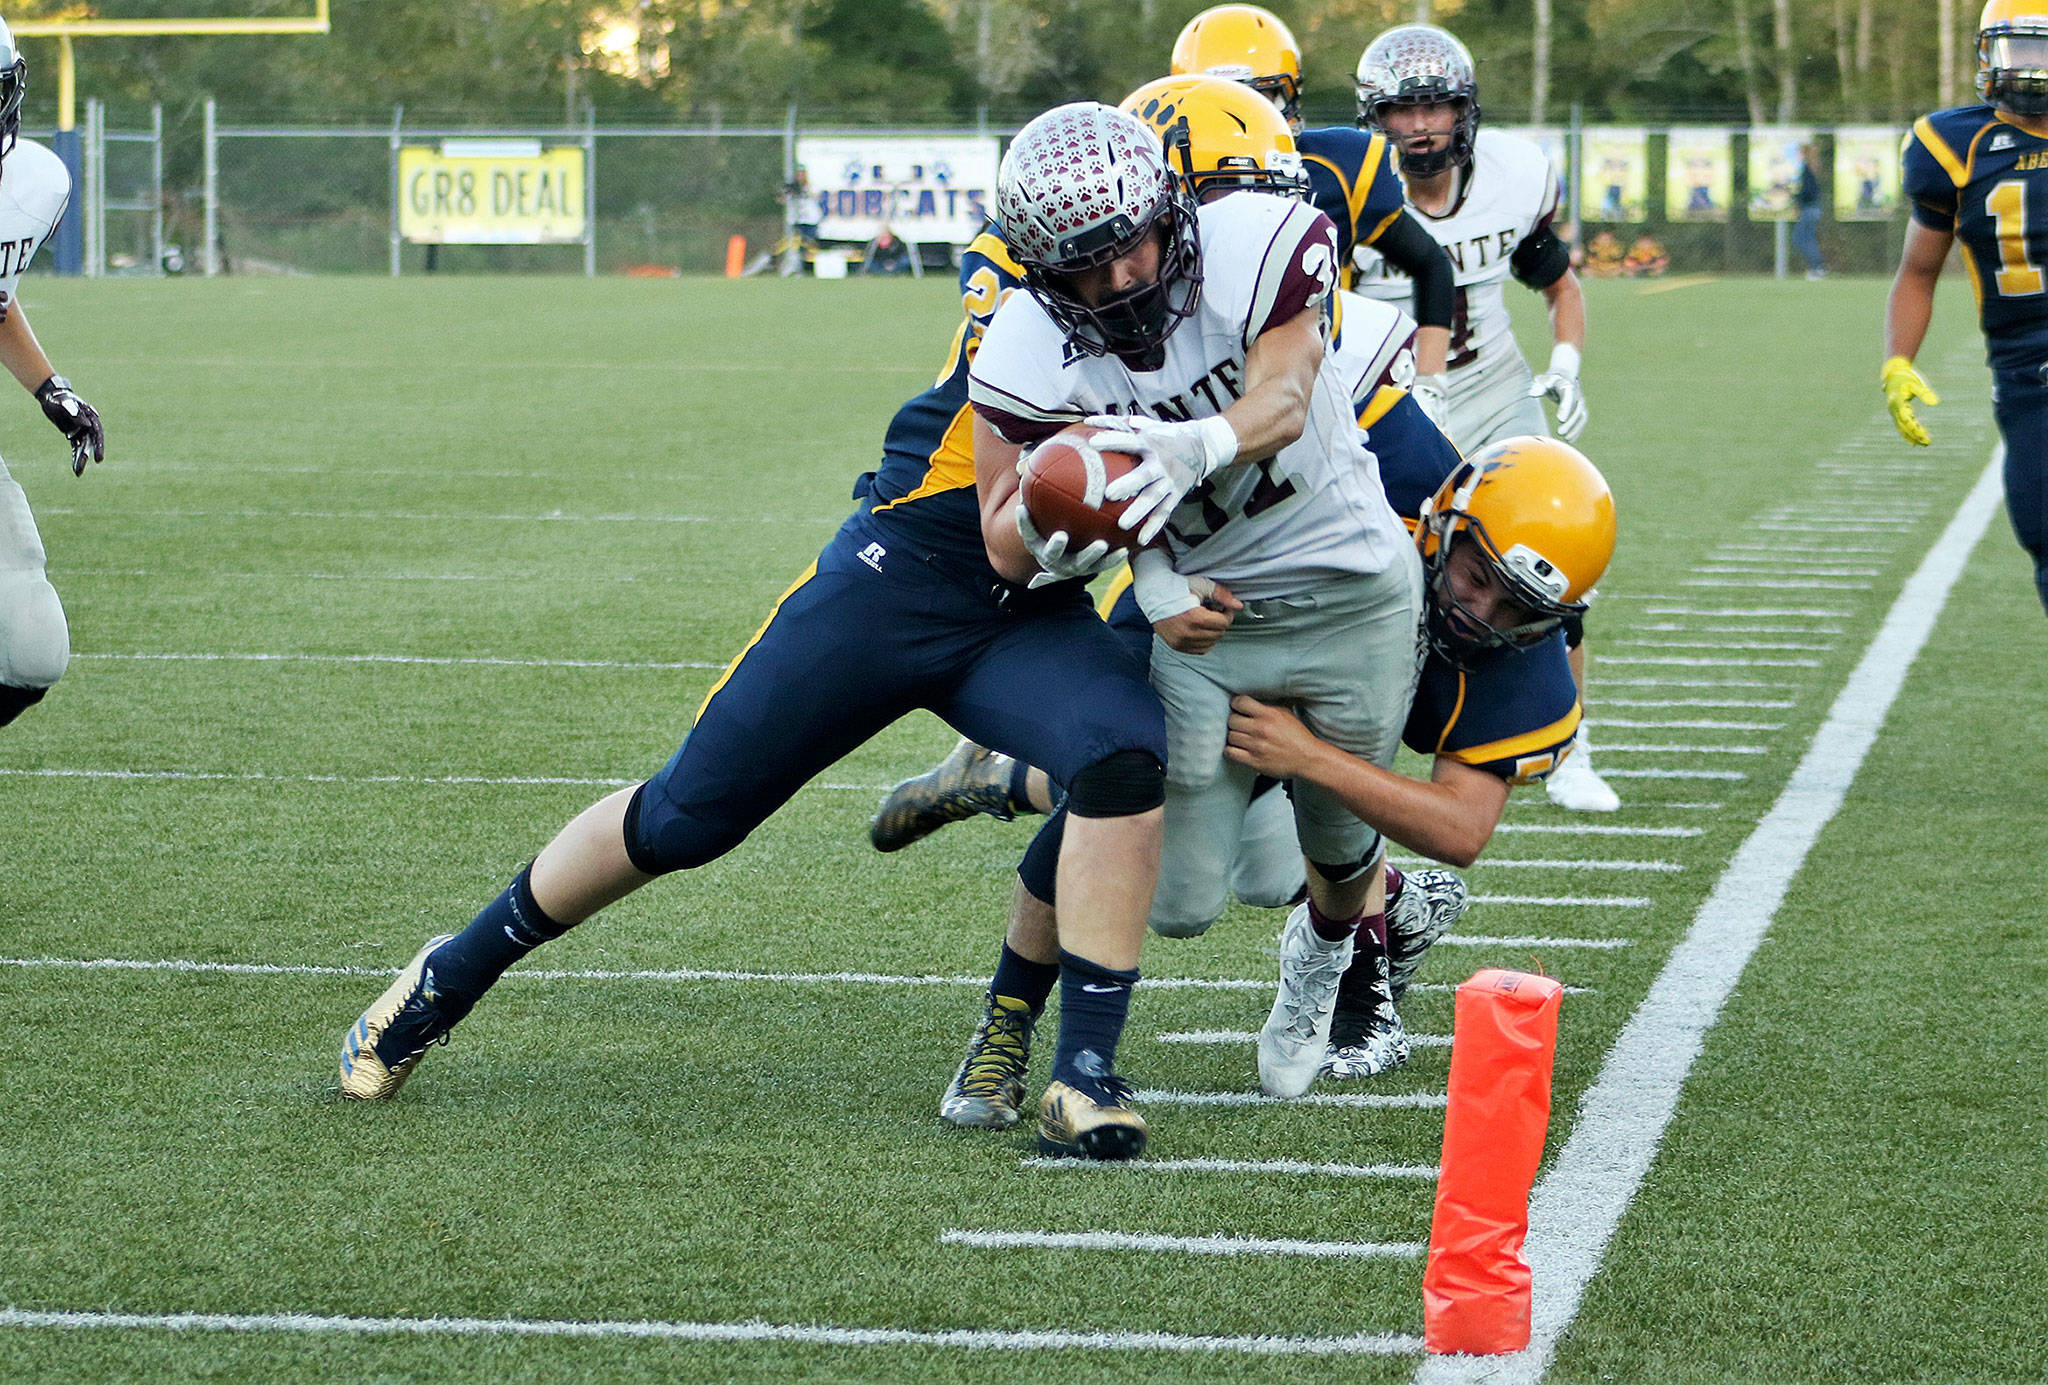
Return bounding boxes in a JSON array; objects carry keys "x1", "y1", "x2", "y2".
[{"x1": 34, "y1": 104, "x2": 1920, "y2": 278}]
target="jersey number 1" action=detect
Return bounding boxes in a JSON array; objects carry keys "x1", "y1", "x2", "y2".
[{"x1": 1987, "y1": 179, "x2": 2045, "y2": 297}]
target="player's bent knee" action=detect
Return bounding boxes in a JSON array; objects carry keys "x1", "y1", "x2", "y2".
[
  {"x1": 0, "y1": 572, "x2": 70, "y2": 690},
  {"x1": 1065, "y1": 749, "x2": 1165, "y2": 819},
  {"x1": 1148, "y1": 909, "x2": 1220, "y2": 939},
  {"x1": 1308, "y1": 836, "x2": 1384, "y2": 887},
  {"x1": 620, "y1": 781, "x2": 745, "y2": 876}
]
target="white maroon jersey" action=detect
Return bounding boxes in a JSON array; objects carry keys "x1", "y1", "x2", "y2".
[
  {"x1": 1329, "y1": 289, "x2": 1417, "y2": 409},
  {"x1": 971, "y1": 192, "x2": 1408, "y2": 602},
  {"x1": 1348, "y1": 128, "x2": 1560, "y2": 376},
  {"x1": 0, "y1": 141, "x2": 72, "y2": 315}
]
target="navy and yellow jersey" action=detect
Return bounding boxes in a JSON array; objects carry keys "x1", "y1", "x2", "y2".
[
  {"x1": 1298, "y1": 126, "x2": 1407, "y2": 274},
  {"x1": 1404, "y1": 630, "x2": 1581, "y2": 784},
  {"x1": 864, "y1": 227, "x2": 1026, "y2": 559},
  {"x1": 1904, "y1": 105, "x2": 2048, "y2": 371}
]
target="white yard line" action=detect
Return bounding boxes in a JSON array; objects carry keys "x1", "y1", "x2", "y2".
[
  {"x1": 1021, "y1": 1156, "x2": 1443, "y2": 1178},
  {"x1": 1596, "y1": 768, "x2": 1746, "y2": 780},
  {"x1": 1415, "y1": 452, "x2": 2006, "y2": 1385},
  {"x1": 1641, "y1": 605, "x2": 1852, "y2": 617},
  {"x1": 1437, "y1": 933, "x2": 1635, "y2": 946},
  {"x1": 43, "y1": 506, "x2": 845, "y2": 526},
  {"x1": 940, "y1": 1230, "x2": 1424, "y2": 1259},
  {"x1": 1598, "y1": 699, "x2": 1794, "y2": 709},
  {"x1": 1156, "y1": 1030, "x2": 1451, "y2": 1049},
  {"x1": 1678, "y1": 578, "x2": 1872, "y2": 591},
  {"x1": 1135, "y1": 1090, "x2": 1448, "y2": 1108},
  {"x1": 1616, "y1": 639, "x2": 1833, "y2": 652},
  {"x1": 1591, "y1": 718, "x2": 1784, "y2": 731},
  {"x1": 1600, "y1": 655, "x2": 1820, "y2": 668},
  {"x1": 1466, "y1": 899, "x2": 1650, "y2": 910},
  {"x1": 1598, "y1": 743, "x2": 1769, "y2": 755},
  {"x1": 1420, "y1": 858, "x2": 1678, "y2": 872},
  {"x1": 1492, "y1": 824, "x2": 1703, "y2": 838},
  {"x1": 0, "y1": 1307, "x2": 1422, "y2": 1358},
  {"x1": 72, "y1": 651, "x2": 723, "y2": 670}
]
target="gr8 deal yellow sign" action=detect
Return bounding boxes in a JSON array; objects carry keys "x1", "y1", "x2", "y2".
[{"x1": 398, "y1": 141, "x2": 586, "y2": 244}]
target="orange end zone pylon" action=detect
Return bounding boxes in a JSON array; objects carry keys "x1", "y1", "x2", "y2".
[{"x1": 1423, "y1": 967, "x2": 1564, "y2": 1355}]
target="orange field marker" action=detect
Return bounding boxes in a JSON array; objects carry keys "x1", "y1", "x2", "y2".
[{"x1": 1423, "y1": 967, "x2": 1564, "y2": 1355}]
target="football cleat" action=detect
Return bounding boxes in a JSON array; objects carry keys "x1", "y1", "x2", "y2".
[
  {"x1": 869, "y1": 738, "x2": 1020, "y2": 853},
  {"x1": 1387, "y1": 867, "x2": 1470, "y2": 1001},
  {"x1": 339, "y1": 935, "x2": 458, "y2": 1100},
  {"x1": 1037, "y1": 1076, "x2": 1147, "y2": 1160},
  {"x1": 1257, "y1": 903, "x2": 1354, "y2": 1098},
  {"x1": 1321, "y1": 1008, "x2": 1412, "y2": 1081},
  {"x1": 1545, "y1": 750, "x2": 1620, "y2": 812},
  {"x1": 940, "y1": 994, "x2": 1035, "y2": 1130}
]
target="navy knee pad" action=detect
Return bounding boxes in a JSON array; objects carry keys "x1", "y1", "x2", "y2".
[
  {"x1": 620, "y1": 781, "x2": 744, "y2": 877},
  {"x1": 1065, "y1": 749, "x2": 1165, "y2": 819},
  {"x1": 1017, "y1": 808, "x2": 1066, "y2": 905},
  {"x1": 0, "y1": 682, "x2": 46, "y2": 729}
]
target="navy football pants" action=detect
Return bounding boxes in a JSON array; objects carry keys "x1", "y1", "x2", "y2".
[
  {"x1": 626, "y1": 512, "x2": 1165, "y2": 874},
  {"x1": 1994, "y1": 366, "x2": 2048, "y2": 615}
]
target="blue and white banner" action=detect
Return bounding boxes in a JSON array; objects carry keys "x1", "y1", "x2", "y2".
[{"x1": 798, "y1": 135, "x2": 1000, "y2": 246}]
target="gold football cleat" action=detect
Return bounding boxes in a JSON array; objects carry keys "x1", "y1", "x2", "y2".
[
  {"x1": 339, "y1": 935, "x2": 455, "y2": 1100},
  {"x1": 1037, "y1": 1078, "x2": 1147, "y2": 1161}
]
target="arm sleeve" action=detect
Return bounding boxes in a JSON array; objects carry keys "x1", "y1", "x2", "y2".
[{"x1": 1369, "y1": 210, "x2": 1455, "y2": 329}]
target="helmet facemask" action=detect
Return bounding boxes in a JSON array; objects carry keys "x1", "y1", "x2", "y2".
[
  {"x1": 1421, "y1": 521, "x2": 1581, "y2": 671},
  {"x1": 1363, "y1": 89, "x2": 1479, "y2": 177},
  {"x1": 1981, "y1": 22, "x2": 2048, "y2": 115},
  {"x1": 1022, "y1": 181, "x2": 1203, "y2": 373},
  {"x1": 0, "y1": 56, "x2": 23, "y2": 165}
]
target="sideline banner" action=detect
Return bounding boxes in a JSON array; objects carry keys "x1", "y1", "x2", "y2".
[
  {"x1": 1580, "y1": 127, "x2": 1649, "y2": 222},
  {"x1": 1666, "y1": 128, "x2": 1733, "y2": 222},
  {"x1": 1748, "y1": 126, "x2": 1815, "y2": 221},
  {"x1": 397, "y1": 141, "x2": 586, "y2": 244},
  {"x1": 797, "y1": 135, "x2": 1000, "y2": 245},
  {"x1": 1836, "y1": 126, "x2": 1905, "y2": 220}
]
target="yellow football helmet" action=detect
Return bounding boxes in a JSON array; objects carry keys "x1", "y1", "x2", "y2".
[
  {"x1": 1416, "y1": 436, "x2": 1616, "y2": 666},
  {"x1": 1121, "y1": 75, "x2": 1310, "y2": 202},
  {"x1": 1979, "y1": 0, "x2": 2048, "y2": 114},
  {"x1": 1169, "y1": 4, "x2": 1304, "y2": 131}
]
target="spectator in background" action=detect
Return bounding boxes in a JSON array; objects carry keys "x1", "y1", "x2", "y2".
[
  {"x1": 863, "y1": 225, "x2": 913, "y2": 276},
  {"x1": 1623, "y1": 234, "x2": 1668, "y2": 277},
  {"x1": 1582, "y1": 230, "x2": 1624, "y2": 278},
  {"x1": 1795, "y1": 143, "x2": 1827, "y2": 280}
]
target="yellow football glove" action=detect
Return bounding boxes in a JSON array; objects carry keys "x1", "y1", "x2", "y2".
[{"x1": 1882, "y1": 356, "x2": 1939, "y2": 447}]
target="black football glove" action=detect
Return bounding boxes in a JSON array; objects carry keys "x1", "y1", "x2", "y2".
[{"x1": 36, "y1": 375, "x2": 103, "y2": 477}]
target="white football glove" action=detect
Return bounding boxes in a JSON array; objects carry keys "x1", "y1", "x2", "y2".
[
  {"x1": 1088, "y1": 413, "x2": 1238, "y2": 546},
  {"x1": 1014, "y1": 501, "x2": 1121, "y2": 590},
  {"x1": 1527, "y1": 343, "x2": 1588, "y2": 442},
  {"x1": 1409, "y1": 372, "x2": 1451, "y2": 433}
]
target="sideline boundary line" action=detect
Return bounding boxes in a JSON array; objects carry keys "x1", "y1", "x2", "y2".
[
  {"x1": 1414, "y1": 451, "x2": 2006, "y2": 1384},
  {"x1": 0, "y1": 1307, "x2": 1422, "y2": 1358}
]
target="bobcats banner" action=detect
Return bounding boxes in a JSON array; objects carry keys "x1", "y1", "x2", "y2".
[
  {"x1": 398, "y1": 142, "x2": 585, "y2": 244},
  {"x1": 1835, "y1": 126, "x2": 1906, "y2": 220},
  {"x1": 1748, "y1": 126, "x2": 1815, "y2": 221},
  {"x1": 1579, "y1": 128, "x2": 1649, "y2": 223},
  {"x1": 1666, "y1": 128, "x2": 1733, "y2": 223},
  {"x1": 798, "y1": 136, "x2": 1000, "y2": 246}
]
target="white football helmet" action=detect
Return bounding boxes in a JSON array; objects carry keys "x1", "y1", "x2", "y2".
[
  {"x1": 996, "y1": 102, "x2": 1202, "y2": 370},
  {"x1": 0, "y1": 18, "x2": 23, "y2": 163},
  {"x1": 1355, "y1": 25, "x2": 1481, "y2": 176}
]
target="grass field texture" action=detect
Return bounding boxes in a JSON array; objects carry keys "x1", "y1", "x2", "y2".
[{"x1": 0, "y1": 270, "x2": 2042, "y2": 1384}]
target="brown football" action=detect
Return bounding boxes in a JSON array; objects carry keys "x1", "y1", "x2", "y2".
[{"x1": 1018, "y1": 423, "x2": 1147, "y2": 556}]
